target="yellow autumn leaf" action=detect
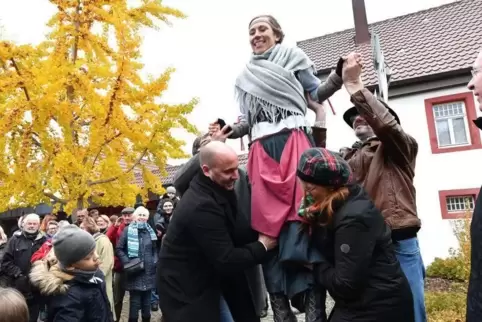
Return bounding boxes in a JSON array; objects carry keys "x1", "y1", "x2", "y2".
[{"x1": 0, "y1": 0, "x2": 197, "y2": 214}]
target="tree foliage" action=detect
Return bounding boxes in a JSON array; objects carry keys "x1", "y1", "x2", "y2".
[{"x1": 0, "y1": 0, "x2": 197, "y2": 213}]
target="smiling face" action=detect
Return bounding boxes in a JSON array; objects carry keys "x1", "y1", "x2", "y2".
[
  {"x1": 96, "y1": 217, "x2": 108, "y2": 230},
  {"x1": 202, "y1": 152, "x2": 239, "y2": 190},
  {"x1": 352, "y1": 115, "x2": 375, "y2": 141},
  {"x1": 134, "y1": 211, "x2": 149, "y2": 223},
  {"x1": 468, "y1": 50, "x2": 482, "y2": 110},
  {"x1": 248, "y1": 16, "x2": 283, "y2": 55},
  {"x1": 163, "y1": 201, "x2": 174, "y2": 214}
]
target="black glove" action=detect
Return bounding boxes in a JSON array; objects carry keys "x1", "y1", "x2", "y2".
[{"x1": 335, "y1": 57, "x2": 345, "y2": 77}]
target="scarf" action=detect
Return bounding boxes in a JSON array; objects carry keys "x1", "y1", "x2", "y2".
[
  {"x1": 59, "y1": 265, "x2": 103, "y2": 284},
  {"x1": 23, "y1": 230, "x2": 40, "y2": 240},
  {"x1": 235, "y1": 44, "x2": 314, "y2": 127},
  {"x1": 298, "y1": 194, "x2": 321, "y2": 218},
  {"x1": 127, "y1": 221, "x2": 157, "y2": 258}
]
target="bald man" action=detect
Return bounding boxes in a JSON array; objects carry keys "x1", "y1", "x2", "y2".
[{"x1": 158, "y1": 142, "x2": 276, "y2": 322}]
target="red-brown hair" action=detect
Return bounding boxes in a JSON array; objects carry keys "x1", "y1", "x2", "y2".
[
  {"x1": 302, "y1": 187, "x2": 350, "y2": 227},
  {"x1": 40, "y1": 214, "x2": 57, "y2": 233}
]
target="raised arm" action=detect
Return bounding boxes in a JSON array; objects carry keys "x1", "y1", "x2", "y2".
[
  {"x1": 229, "y1": 118, "x2": 250, "y2": 139},
  {"x1": 306, "y1": 93, "x2": 327, "y2": 148},
  {"x1": 347, "y1": 86, "x2": 417, "y2": 164},
  {"x1": 343, "y1": 54, "x2": 417, "y2": 165},
  {"x1": 173, "y1": 154, "x2": 201, "y2": 196}
]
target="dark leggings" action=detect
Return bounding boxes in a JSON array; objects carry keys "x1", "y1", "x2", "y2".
[{"x1": 129, "y1": 290, "x2": 151, "y2": 321}]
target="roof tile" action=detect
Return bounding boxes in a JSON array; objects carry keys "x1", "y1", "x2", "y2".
[
  {"x1": 122, "y1": 154, "x2": 250, "y2": 187},
  {"x1": 297, "y1": 0, "x2": 482, "y2": 86}
]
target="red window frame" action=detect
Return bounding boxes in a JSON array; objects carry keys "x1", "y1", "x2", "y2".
[
  {"x1": 438, "y1": 188, "x2": 479, "y2": 219},
  {"x1": 424, "y1": 92, "x2": 481, "y2": 154}
]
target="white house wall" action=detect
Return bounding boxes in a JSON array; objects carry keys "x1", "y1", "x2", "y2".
[{"x1": 306, "y1": 84, "x2": 482, "y2": 265}]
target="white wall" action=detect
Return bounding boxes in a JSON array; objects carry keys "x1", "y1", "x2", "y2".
[{"x1": 307, "y1": 85, "x2": 482, "y2": 265}]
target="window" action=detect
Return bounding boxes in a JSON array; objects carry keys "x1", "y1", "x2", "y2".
[
  {"x1": 425, "y1": 92, "x2": 481, "y2": 154},
  {"x1": 432, "y1": 101, "x2": 469, "y2": 147},
  {"x1": 438, "y1": 188, "x2": 479, "y2": 219}
]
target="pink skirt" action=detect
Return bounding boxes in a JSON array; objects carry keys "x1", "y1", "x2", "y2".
[{"x1": 247, "y1": 129, "x2": 312, "y2": 238}]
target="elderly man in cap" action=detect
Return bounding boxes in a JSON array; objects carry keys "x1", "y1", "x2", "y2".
[
  {"x1": 467, "y1": 48, "x2": 482, "y2": 322},
  {"x1": 340, "y1": 54, "x2": 425, "y2": 321},
  {"x1": 106, "y1": 207, "x2": 135, "y2": 322}
]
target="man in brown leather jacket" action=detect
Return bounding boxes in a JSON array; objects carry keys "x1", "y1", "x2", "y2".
[{"x1": 341, "y1": 54, "x2": 426, "y2": 322}]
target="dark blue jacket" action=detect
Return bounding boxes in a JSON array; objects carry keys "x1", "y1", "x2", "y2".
[
  {"x1": 29, "y1": 262, "x2": 114, "y2": 322},
  {"x1": 116, "y1": 225, "x2": 157, "y2": 291}
]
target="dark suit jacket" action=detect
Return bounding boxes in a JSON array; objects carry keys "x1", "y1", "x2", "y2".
[
  {"x1": 157, "y1": 173, "x2": 267, "y2": 322},
  {"x1": 174, "y1": 155, "x2": 267, "y2": 316}
]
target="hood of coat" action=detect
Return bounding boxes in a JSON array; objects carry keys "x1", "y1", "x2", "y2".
[{"x1": 30, "y1": 261, "x2": 73, "y2": 296}]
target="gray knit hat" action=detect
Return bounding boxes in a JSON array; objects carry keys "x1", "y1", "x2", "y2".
[{"x1": 53, "y1": 225, "x2": 96, "y2": 267}]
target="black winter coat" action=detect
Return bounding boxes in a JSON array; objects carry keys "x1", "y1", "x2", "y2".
[
  {"x1": 312, "y1": 185, "x2": 414, "y2": 322},
  {"x1": 1, "y1": 232, "x2": 45, "y2": 299},
  {"x1": 0, "y1": 242, "x2": 8, "y2": 287},
  {"x1": 29, "y1": 261, "x2": 114, "y2": 322},
  {"x1": 116, "y1": 225, "x2": 157, "y2": 291},
  {"x1": 158, "y1": 172, "x2": 268, "y2": 322},
  {"x1": 467, "y1": 184, "x2": 482, "y2": 321}
]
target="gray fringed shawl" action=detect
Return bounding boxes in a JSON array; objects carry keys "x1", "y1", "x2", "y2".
[{"x1": 235, "y1": 44, "x2": 315, "y2": 126}]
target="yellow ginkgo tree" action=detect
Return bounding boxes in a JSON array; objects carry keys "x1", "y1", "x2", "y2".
[{"x1": 0, "y1": 0, "x2": 197, "y2": 214}]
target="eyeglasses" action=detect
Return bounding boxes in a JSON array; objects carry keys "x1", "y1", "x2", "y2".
[{"x1": 472, "y1": 67, "x2": 481, "y2": 78}]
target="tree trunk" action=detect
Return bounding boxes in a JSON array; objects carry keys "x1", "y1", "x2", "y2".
[{"x1": 77, "y1": 197, "x2": 84, "y2": 210}]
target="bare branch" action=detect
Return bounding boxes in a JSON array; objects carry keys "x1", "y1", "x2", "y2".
[
  {"x1": 32, "y1": 136, "x2": 41, "y2": 148},
  {"x1": 104, "y1": 71, "x2": 123, "y2": 126},
  {"x1": 10, "y1": 58, "x2": 31, "y2": 101},
  {"x1": 43, "y1": 191, "x2": 68, "y2": 205},
  {"x1": 87, "y1": 131, "x2": 122, "y2": 166},
  {"x1": 87, "y1": 148, "x2": 147, "y2": 186}
]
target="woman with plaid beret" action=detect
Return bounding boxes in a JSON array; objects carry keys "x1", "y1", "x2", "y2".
[{"x1": 297, "y1": 147, "x2": 414, "y2": 322}]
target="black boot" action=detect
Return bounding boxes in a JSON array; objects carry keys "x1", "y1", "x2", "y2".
[
  {"x1": 269, "y1": 292, "x2": 297, "y2": 322},
  {"x1": 304, "y1": 288, "x2": 327, "y2": 322},
  {"x1": 151, "y1": 302, "x2": 159, "y2": 311},
  {"x1": 142, "y1": 317, "x2": 151, "y2": 322}
]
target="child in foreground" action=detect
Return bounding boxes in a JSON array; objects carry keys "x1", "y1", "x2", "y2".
[
  {"x1": 30, "y1": 224, "x2": 114, "y2": 322},
  {"x1": 0, "y1": 287, "x2": 29, "y2": 322}
]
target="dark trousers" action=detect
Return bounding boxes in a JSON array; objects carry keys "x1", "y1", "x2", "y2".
[
  {"x1": 113, "y1": 272, "x2": 126, "y2": 322},
  {"x1": 129, "y1": 290, "x2": 151, "y2": 321},
  {"x1": 27, "y1": 299, "x2": 40, "y2": 322}
]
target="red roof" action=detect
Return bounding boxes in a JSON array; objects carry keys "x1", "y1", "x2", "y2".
[{"x1": 297, "y1": 0, "x2": 482, "y2": 86}]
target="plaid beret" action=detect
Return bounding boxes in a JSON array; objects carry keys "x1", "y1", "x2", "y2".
[{"x1": 297, "y1": 148, "x2": 353, "y2": 187}]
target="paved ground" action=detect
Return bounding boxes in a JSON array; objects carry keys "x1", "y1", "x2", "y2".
[{"x1": 119, "y1": 293, "x2": 334, "y2": 321}]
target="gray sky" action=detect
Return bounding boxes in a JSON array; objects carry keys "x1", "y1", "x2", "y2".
[{"x1": 0, "y1": 0, "x2": 456, "y2": 161}]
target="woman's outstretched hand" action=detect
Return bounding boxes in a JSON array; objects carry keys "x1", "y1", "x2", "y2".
[
  {"x1": 208, "y1": 122, "x2": 221, "y2": 136},
  {"x1": 208, "y1": 121, "x2": 233, "y2": 142}
]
